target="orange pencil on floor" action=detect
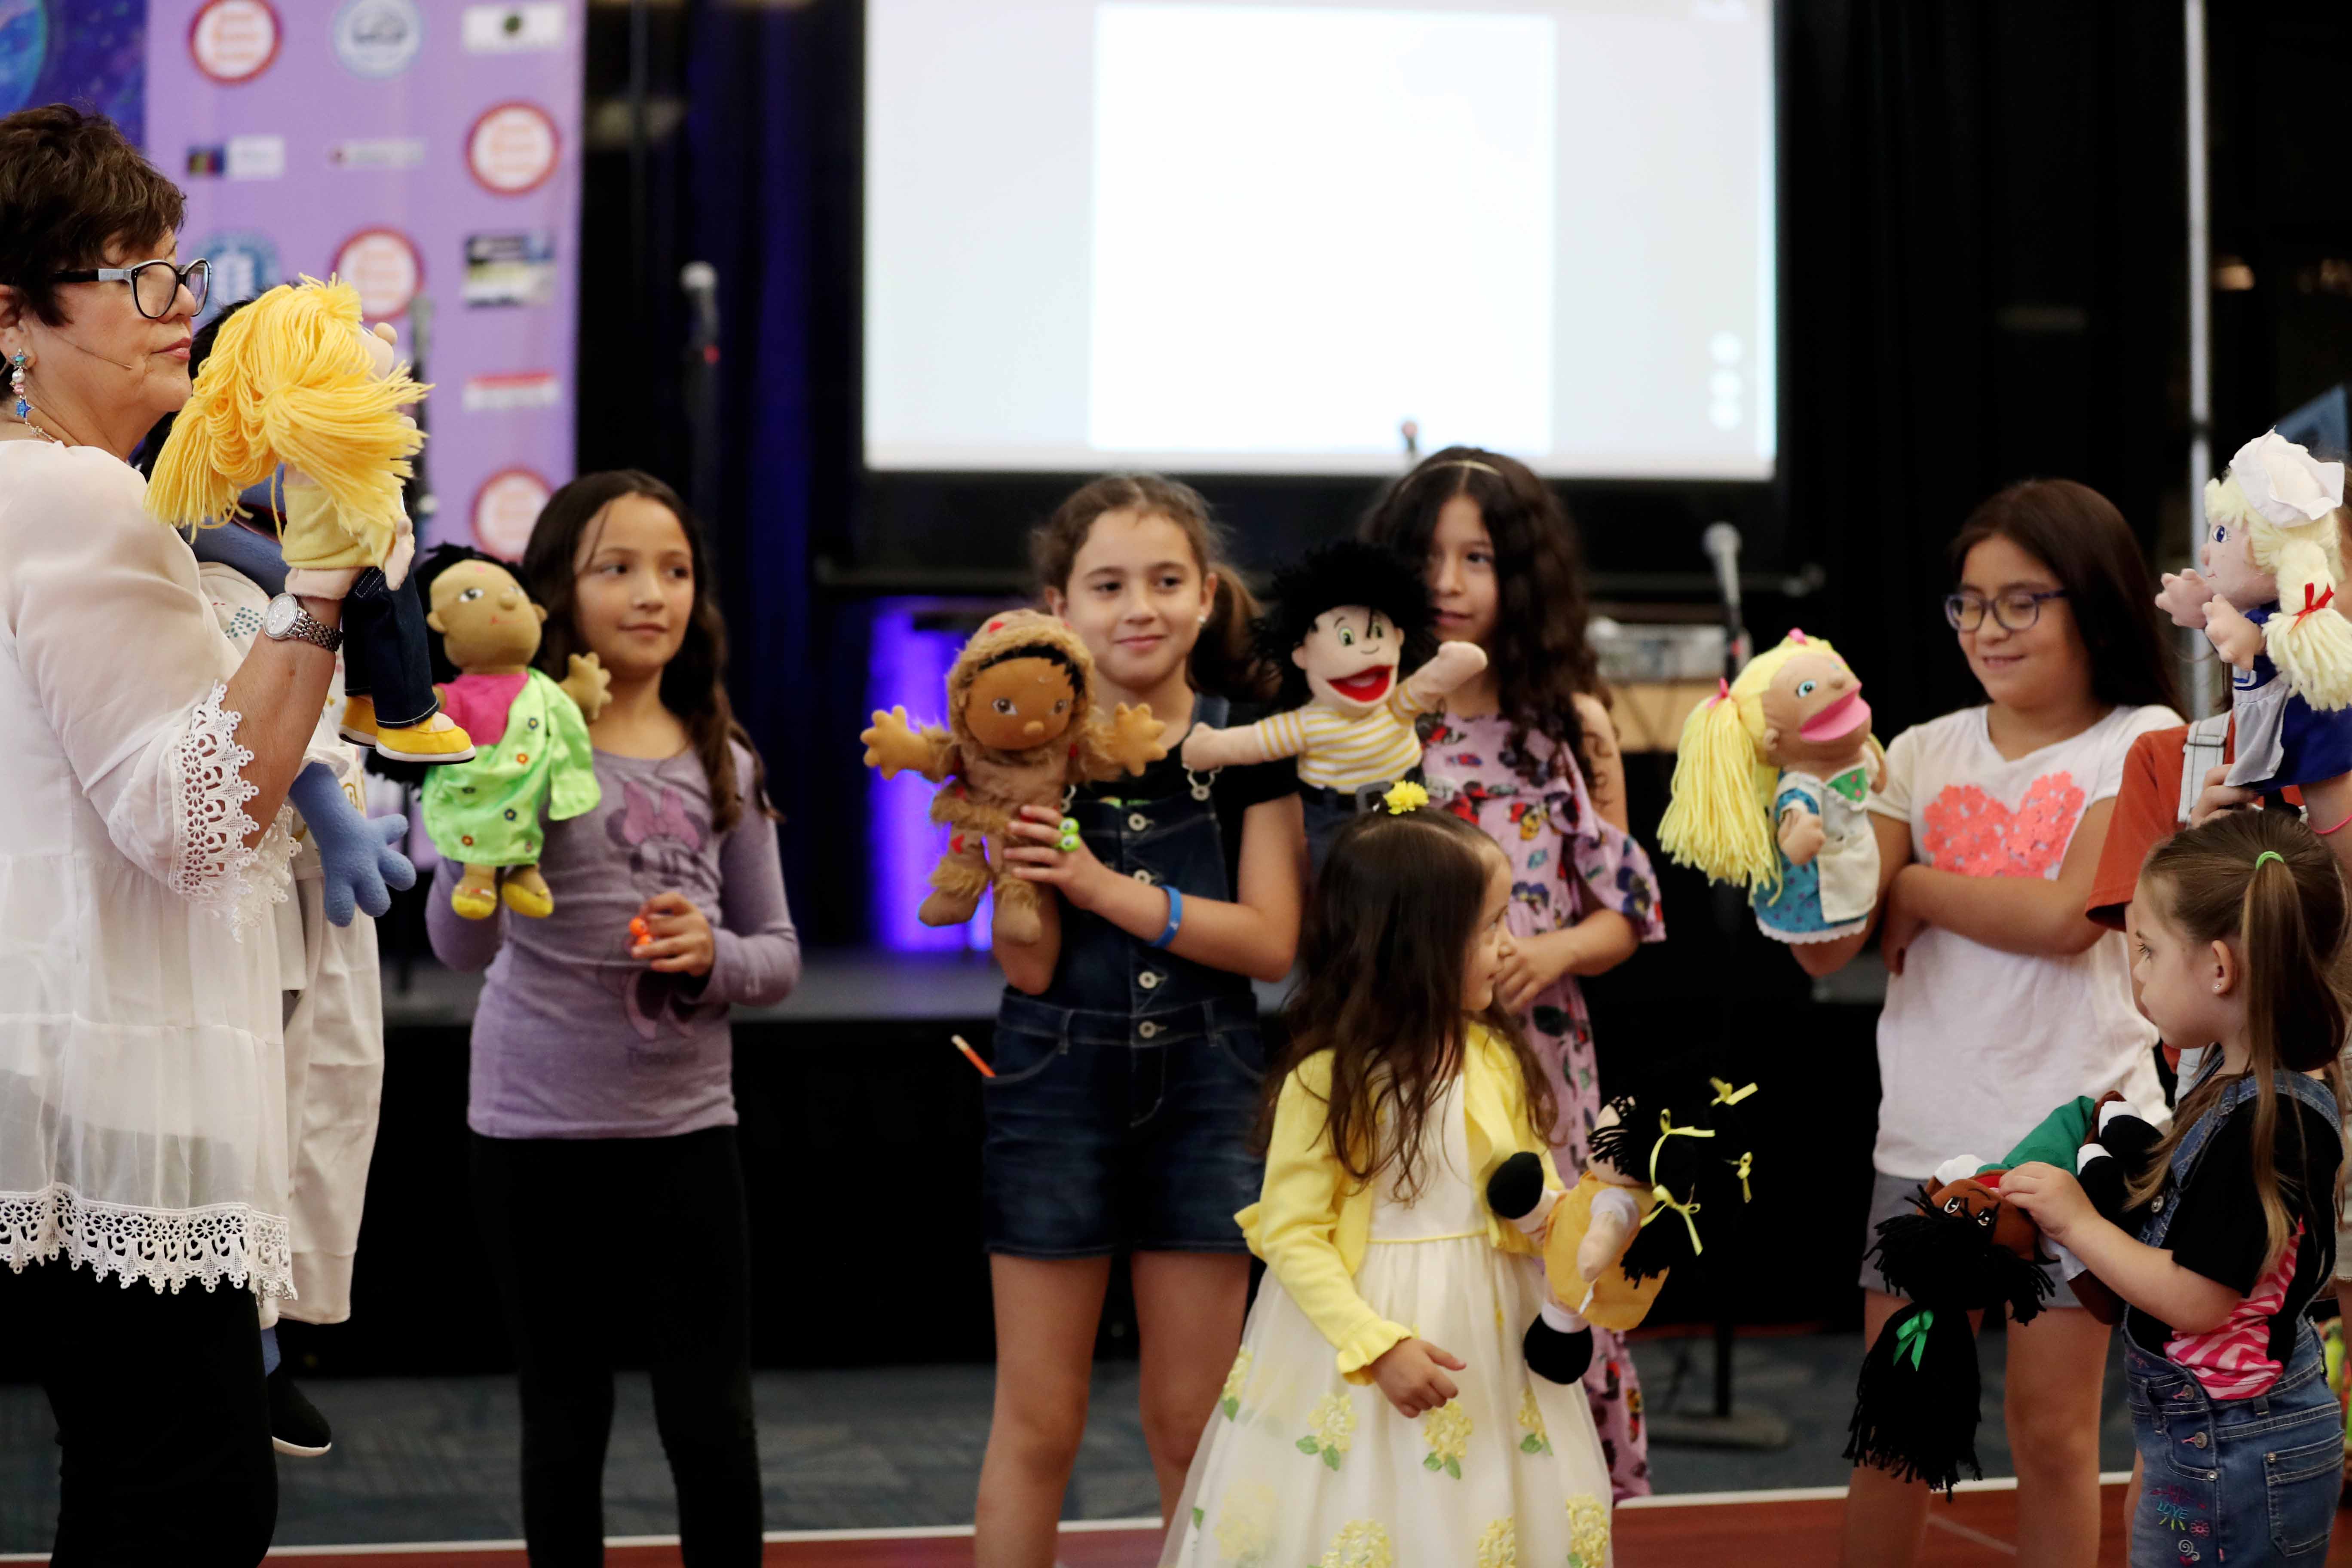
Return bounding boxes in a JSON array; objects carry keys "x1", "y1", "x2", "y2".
[{"x1": 951, "y1": 1034, "x2": 996, "y2": 1079}]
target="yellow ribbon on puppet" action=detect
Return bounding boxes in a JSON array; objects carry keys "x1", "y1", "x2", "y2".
[
  {"x1": 1638, "y1": 1111, "x2": 1714, "y2": 1256},
  {"x1": 1729, "y1": 1150, "x2": 1754, "y2": 1202},
  {"x1": 1709, "y1": 1077, "x2": 1758, "y2": 1108}
]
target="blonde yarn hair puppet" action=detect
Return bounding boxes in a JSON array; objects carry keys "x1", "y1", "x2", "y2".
[
  {"x1": 2156, "y1": 430, "x2": 2352, "y2": 793},
  {"x1": 861, "y1": 610, "x2": 1169, "y2": 945},
  {"x1": 1658, "y1": 630, "x2": 1884, "y2": 943},
  {"x1": 145, "y1": 277, "x2": 475, "y2": 764}
]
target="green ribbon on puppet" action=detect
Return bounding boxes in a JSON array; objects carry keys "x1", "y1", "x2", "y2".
[
  {"x1": 1827, "y1": 765, "x2": 1871, "y2": 805},
  {"x1": 1638, "y1": 1112, "x2": 1715, "y2": 1256},
  {"x1": 1895, "y1": 1309, "x2": 1935, "y2": 1371}
]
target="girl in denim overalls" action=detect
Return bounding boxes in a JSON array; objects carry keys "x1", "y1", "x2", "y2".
[
  {"x1": 974, "y1": 475, "x2": 1308, "y2": 1568},
  {"x1": 2004, "y1": 809, "x2": 2347, "y2": 1565}
]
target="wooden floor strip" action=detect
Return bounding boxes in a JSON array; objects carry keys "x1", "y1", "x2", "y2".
[{"x1": 20, "y1": 1487, "x2": 2329, "y2": 1567}]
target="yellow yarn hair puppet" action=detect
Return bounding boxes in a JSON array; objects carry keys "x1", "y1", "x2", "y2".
[
  {"x1": 860, "y1": 610, "x2": 1169, "y2": 945},
  {"x1": 145, "y1": 277, "x2": 475, "y2": 764},
  {"x1": 2157, "y1": 429, "x2": 2352, "y2": 792},
  {"x1": 1658, "y1": 630, "x2": 1884, "y2": 943}
]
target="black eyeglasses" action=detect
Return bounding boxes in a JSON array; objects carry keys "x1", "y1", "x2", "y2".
[
  {"x1": 49, "y1": 258, "x2": 211, "y2": 319},
  {"x1": 1944, "y1": 588, "x2": 2068, "y2": 632}
]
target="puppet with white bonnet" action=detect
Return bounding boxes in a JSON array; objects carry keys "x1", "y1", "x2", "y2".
[{"x1": 2156, "y1": 430, "x2": 2352, "y2": 804}]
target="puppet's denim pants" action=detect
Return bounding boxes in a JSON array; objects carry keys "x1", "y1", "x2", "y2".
[{"x1": 2124, "y1": 1320, "x2": 2338, "y2": 1565}]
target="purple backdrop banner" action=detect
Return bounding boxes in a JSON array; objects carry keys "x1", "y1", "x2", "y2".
[{"x1": 139, "y1": 0, "x2": 583, "y2": 556}]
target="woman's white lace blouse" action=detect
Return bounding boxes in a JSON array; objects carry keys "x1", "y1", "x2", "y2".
[{"x1": 0, "y1": 442, "x2": 297, "y2": 1300}]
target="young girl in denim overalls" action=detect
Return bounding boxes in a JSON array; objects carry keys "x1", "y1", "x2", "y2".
[
  {"x1": 2003, "y1": 809, "x2": 2347, "y2": 1565},
  {"x1": 974, "y1": 475, "x2": 1308, "y2": 1568}
]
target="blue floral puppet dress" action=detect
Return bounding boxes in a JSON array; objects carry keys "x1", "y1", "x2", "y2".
[
  {"x1": 1420, "y1": 710, "x2": 1668, "y2": 1499},
  {"x1": 1751, "y1": 762, "x2": 1878, "y2": 943}
]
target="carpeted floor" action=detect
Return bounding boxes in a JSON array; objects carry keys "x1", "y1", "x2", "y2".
[{"x1": 0, "y1": 1327, "x2": 2138, "y2": 1552}]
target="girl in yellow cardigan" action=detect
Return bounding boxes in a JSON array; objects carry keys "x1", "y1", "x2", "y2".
[{"x1": 1159, "y1": 798, "x2": 1615, "y2": 1568}]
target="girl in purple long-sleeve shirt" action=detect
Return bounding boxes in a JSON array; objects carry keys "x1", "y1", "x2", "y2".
[{"x1": 428, "y1": 470, "x2": 796, "y2": 1563}]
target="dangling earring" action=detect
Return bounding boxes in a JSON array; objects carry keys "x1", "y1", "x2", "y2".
[{"x1": 8, "y1": 352, "x2": 31, "y2": 424}]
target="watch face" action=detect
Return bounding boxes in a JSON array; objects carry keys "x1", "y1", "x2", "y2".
[{"x1": 265, "y1": 597, "x2": 298, "y2": 637}]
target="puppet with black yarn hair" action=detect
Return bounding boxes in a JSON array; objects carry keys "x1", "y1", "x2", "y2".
[
  {"x1": 862, "y1": 609, "x2": 1168, "y2": 944},
  {"x1": 1843, "y1": 1092, "x2": 2162, "y2": 1491},
  {"x1": 1485, "y1": 1064, "x2": 1762, "y2": 1384},
  {"x1": 1181, "y1": 539, "x2": 1488, "y2": 873}
]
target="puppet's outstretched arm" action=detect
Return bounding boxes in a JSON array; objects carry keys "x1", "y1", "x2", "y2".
[
  {"x1": 1402, "y1": 640, "x2": 1488, "y2": 707},
  {"x1": 1181, "y1": 715, "x2": 1289, "y2": 772},
  {"x1": 863, "y1": 707, "x2": 958, "y2": 782},
  {"x1": 1078, "y1": 703, "x2": 1170, "y2": 781}
]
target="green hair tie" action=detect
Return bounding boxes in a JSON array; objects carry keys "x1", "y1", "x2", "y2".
[{"x1": 2254, "y1": 850, "x2": 2285, "y2": 873}]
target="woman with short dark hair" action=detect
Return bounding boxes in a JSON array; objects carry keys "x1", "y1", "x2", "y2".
[{"x1": 0, "y1": 104, "x2": 346, "y2": 1562}]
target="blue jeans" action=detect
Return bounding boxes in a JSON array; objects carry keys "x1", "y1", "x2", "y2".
[
  {"x1": 981, "y1": 991, "x2": 1266, "y2": 1257},
  {"x1": 2125, "y1": 1321, "x2": 2340, "y2": 1565}
]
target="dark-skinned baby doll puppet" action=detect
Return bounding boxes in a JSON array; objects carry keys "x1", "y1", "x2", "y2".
[
  {"x1": 861, "y1": 610, "x2": 1169, "y2": 946},
  {"x1": 1846, "y1": 1093, "x2": 2162, "y2": 1492},
  {"x1": 414, "y1": 546, "x2": 611, "y2": 920},
  {"x1": 1485, "y1": 1063, "x2": 1762, "y2": 1385},
  {"x1": 1179, "y1": 540, "x2": 1487, "y2": 876}
]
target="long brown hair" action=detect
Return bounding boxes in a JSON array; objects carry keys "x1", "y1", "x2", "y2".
[
  {"x1": 1949, "y1": 479, "x2": 2186, "y2": 716},
  {"x1": 2128, "y1": 811, "x2": 2349, "y2": 1272},
  {"x1": 1360, "y1": 447, "x2": 1604, "y2": 785},
  {"x1": 1029, "y1": 473, "x2": 1275, "y2": 701},
  {"x1": 519, "y1": 470, "x2": 774, "y2": 833},
  {"x1": 1255, "y1": 807, "x2": 1556, "y2": 1204}
]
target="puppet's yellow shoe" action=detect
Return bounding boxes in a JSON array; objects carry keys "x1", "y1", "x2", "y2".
[
  {"x1": 338, "y1": 695, "x2": 380, "y2": 747},
  {"x1": 501, "y1": 878, "x2": 554, "y2": 919},
  {"x1": 376, "y1": 714, "x2": 476, "y2": 765},
  {"x1": 450, "y1": 882, "x2": 499, "y2": 920}
]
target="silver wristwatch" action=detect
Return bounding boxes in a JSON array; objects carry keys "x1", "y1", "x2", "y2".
[{"x1": 262, "y1": 594, "x2": 343, "y2": 654}]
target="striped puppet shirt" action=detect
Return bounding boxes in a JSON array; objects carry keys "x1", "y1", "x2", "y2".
[{"x1": 1239, "y1": 683, "x2": 1429, "y2": 791}]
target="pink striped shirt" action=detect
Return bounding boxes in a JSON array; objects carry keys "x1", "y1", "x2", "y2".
[{"x1": 2167, "y1": 1222, "x2": 2303, "y2": 1398}]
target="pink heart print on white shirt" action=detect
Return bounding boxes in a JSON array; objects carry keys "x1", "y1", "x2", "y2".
[{"x1": 1921, "y1": 772, "x2": 2088, "y2": 878}]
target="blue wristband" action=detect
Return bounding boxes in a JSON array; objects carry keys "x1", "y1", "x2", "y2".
[{"x1": 1151, "y1": 885, "x2": 1184, "y2": 950}]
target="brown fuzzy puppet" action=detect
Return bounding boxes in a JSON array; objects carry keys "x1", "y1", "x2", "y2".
[{"x1": 862, "y1": 611, "x2": 1168, "y2": 944}]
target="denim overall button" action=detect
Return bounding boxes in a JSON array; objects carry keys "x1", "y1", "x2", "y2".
[
  {"x1": 1139, "y1": 971, "x2": 1162, "y2": 990},
  {"x1": 1137, "y1": 1021, "x2": 1161, "y2": 1040},
  {"x1": 1133, "y1": 869, "x2": 1156, "y2": 885},
  {"x1": 1128, "y1": 813, "x2": 1150, "y2": 832},
  {"x1": 2190, "y1": 1431, "x2": 2208, "y2": 1448}
]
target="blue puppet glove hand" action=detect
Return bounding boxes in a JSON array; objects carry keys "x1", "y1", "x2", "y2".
[{"x1": 289, "y1": 763, "x2": 418, "y2": 926}]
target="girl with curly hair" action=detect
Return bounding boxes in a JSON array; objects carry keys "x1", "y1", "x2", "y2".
[{"x1": 1361, "y1": 447, "x2": 1668, "y2": 1497}]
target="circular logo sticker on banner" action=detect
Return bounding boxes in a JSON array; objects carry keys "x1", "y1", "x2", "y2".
[
  {"x1": 332, "y1": 0, "x2": 423, "y2": 80},
  {"x1": 332, "y1": 227, "x2": 422, "y2": 322},
  {"x1": 193, "y1": 229, "x2": 282, "y2": 325},
  {"x1": 473, "y1": 469, "x2": 552, "y2": 560},
  {"x1": 466, "y1": 101, "x2": 560, "y2": 196},
  {"x1": 190, "y1": 0, "x2": 282, "y2": 85}
]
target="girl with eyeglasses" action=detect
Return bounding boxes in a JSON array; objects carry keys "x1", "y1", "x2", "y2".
[{"x1": 1798, "y1": 479, "x2": 2184, "y2": 1568}]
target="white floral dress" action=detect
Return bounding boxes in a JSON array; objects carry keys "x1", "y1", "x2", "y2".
[{"x1": 1161, "y1": 1076, "x2": 1614, "y2": 1568}]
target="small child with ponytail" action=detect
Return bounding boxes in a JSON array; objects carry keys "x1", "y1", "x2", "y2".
[{"x1": 2002, "y1": 810, "x2": 2348, "y2": 1564}]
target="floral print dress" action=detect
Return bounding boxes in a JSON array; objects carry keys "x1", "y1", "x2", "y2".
[
  {"x1": 1160, "y1": 1076, "x2": 1615, "y2": 1568},
  {"x1": 1420, "y1": 710, "x2": 1668, "y2": 1500}
]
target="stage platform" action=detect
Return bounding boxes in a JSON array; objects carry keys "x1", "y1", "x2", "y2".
[{"x1": 377, "y1": 949, "x2": 1289, "y2": 1029}]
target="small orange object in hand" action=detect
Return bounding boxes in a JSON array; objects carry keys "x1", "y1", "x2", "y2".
[
  {"x1": 951, "y1": 1034, "x2": 997, "y2": 1079},
  {"x1": 629, "y1": 916, "x2": 651, "y2": 945}
]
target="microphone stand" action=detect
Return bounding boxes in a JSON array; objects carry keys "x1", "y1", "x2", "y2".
[{"x1": 1645, "y1": 520, "x2": 1791, "y2": 1454}]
